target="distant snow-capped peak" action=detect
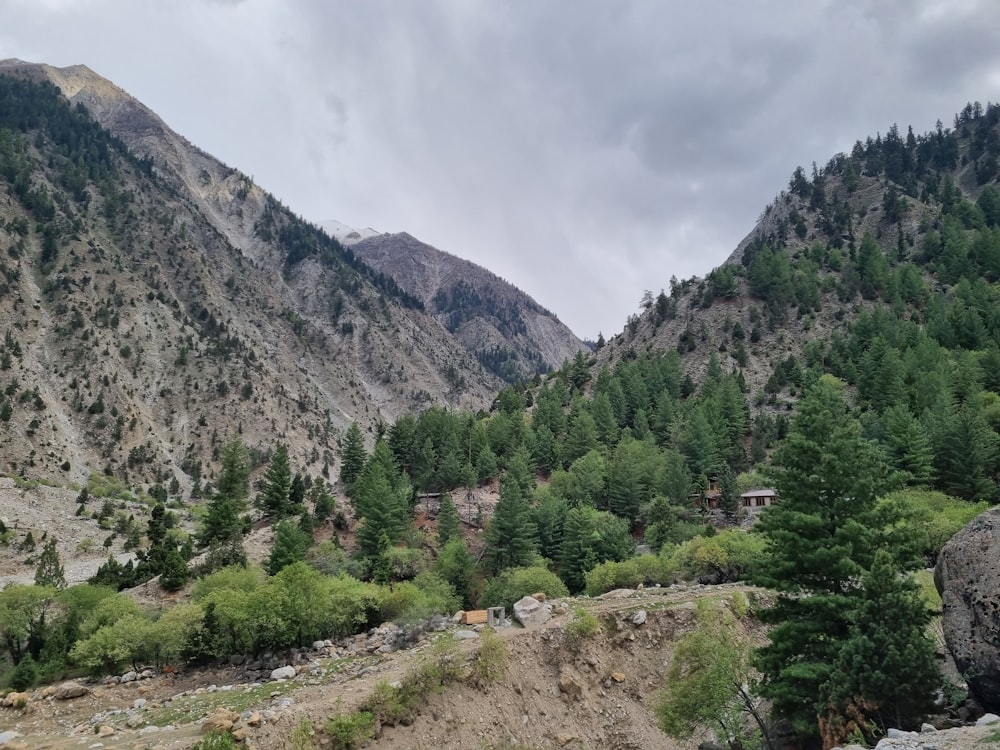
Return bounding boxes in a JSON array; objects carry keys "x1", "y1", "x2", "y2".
[{"x1": 318, "y1": 219, "x2": 382, "y2": 245}]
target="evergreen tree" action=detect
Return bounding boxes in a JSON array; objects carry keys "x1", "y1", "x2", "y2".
[
  {"x1": 259, "y1": 444, "x2": 292, "y2": 517},
  {"x1": 309, "y1": 480, "x2": 335, "y2": 521},
  {"x1": 266, "y1": 519, "x2": 310, "y2": 575},
  {"x1": 288, "y1": 472, "x2": 307, "y2": 515},
  {"x1": 820, "y1": 550, "x2": 940, "y2": 745},
  {"x1": 558, "y1": 507, "x2": 596, "y2": 594},
  {"x1": 34, "y1": 538, "x2": 66, "y2": 589},
  {"x1": 339, "y1": 422, "x2": 367, "y2": 488},
  {"x1": 482, "y1": 474, "x2": 536, "y2": 574},
  {"x1": 562, "y1": 407, "x2": 599, "y2": 467},
  {"x1": 159, "y1": 547, "x2": 189, "y2": 591},
  {"x1": 881, "y1": 404, "x2": 934, "y2": 485},
  {"x1": 752, "y1": 376, "x2": 904, "y2": 745},
  {"x1": 435, "y1": 537, "x2": 475, "y2": 608},
  {"x1": 436, "y1": 493, "x2": 461, "y2": 546},
  {"x1": 200, "y1": 438, "x2": 251, "y2": 547}
]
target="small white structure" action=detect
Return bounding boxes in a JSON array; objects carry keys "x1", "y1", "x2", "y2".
[{"x1": 740, "y1": 488, "x2": 778, "y2": 515}]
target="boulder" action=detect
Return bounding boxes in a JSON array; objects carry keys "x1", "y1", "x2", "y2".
[
  {"x1": 201, "y1": 708, "x2": 239, "y2": 734},
  {"x1": 558, "y1": 672, "x2": 583, "y2": 701},
  {"x1": 936, "y1": 509, "x2": 1000, "y2": 712},
  {"x1": 513, "y1": 596, "x2": 551, "y2": 628},
  {"x1": 0, "y1": 692, "x2": 28, "y2": 708},
  {"x1": 269, "y1": 665, "x2": 296, "y2": 681},
  {"x1": 53, "y1": 682, "x2": 89, "y2": 700}
]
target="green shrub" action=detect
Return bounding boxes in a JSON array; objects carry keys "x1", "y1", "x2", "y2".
[
  {"x1": 8, "y1": 656, "x2": 36, "y2": 691},
  {"x1": 470, "y1": 628, "x2": 509, "y2": 686},
  {"x1": 663, "y1": 529, "x2": 765, "y2": 584},
  {"x1": 192, "y1": 730, "x2": 239, "y2": 750},
  {"x1": 477, "y1": 566, "x2": 568, "y2": 610},
  {"x1": 583, "y1": 554, "x2": 674, "y2": 596},
  {"x1": 325, "y1": 710, "x2": 374, "y2": 749},
  {"x1": 563, "y1": 608, "x2": 600, "y2": 650},
  {"x1": 377, "y1": 573, "x2": 459, "y2": 624}
]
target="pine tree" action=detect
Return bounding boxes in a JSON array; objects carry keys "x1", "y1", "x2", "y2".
[
  {"x1": 558, "y1": 508, "x2": 597, "y2": 594},
  {"x1": 339, "y1": 422, "x2": 367, "y2": 488},
  {"x1": 435, "y1": 537, "x2": 475, "y2": 608},
  {"x1": 34, "y1": 538, "x2": 66, "y2": 589},
  {"x1": 259, "y1": 444, "x2": 292, "y2": 517},
  {"x1": 482, "y1": 475, "x2": 536, "y2": 574},
  {"x1": 266, "y1": 519, "x2": 310, "y2": 575},
  {"x1": 752, "y1": 375, "x2": 903, "y2": 744},
  {"x1": 882, "y1": 403, "x2": 934, "y2": 486},
  {"x1": 201, "y1": 438, "x2": 251, "y2": 547},
  {"x1": 159, "y1": 547, "x2": 189, "y2": 591},
  {"x1": 820, "y1": 550, "x2": 940, "y2": 745},
  {"x1": 436, "y1": 493, "x2": 461, "y2": 546}
]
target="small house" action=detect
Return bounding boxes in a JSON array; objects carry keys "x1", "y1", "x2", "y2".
[{"x1": 740, "y1": 488, "x2": 778, "y2": 514}]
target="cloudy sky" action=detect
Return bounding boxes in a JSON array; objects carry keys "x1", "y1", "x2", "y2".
[{"x1": 3, "y1": 1, "x2": 1000, "y2": 337}]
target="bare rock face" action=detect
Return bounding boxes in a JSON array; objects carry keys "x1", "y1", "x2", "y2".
[{"x1": 935, "y1": 508, "x2": 1000, "y2": 712}]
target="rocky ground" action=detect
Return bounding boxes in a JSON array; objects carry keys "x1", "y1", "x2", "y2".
[{"x1": 1, "y1": 584, "x2": 996, "y2": 750}]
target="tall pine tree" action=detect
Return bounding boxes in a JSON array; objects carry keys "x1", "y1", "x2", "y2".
[{"x1": 752, "y1": 376, "x2": 910, "y2": 745}]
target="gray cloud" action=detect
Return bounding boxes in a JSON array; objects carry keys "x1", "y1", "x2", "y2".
[{"x1": 1, "y1": 0, "x2": 1000, "y2": 337}]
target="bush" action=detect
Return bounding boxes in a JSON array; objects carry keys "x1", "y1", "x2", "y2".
[
  {"x1": 477, "y1": 566, "x2": 568, "y2": 610},
  {"x1": 193, "y1": 731, "x2": 239, "y2": 750},
  {"x1": 663, "y1": 529, "x2": 765, "y2": 584},
  {"x1": 8, "y1": 656, "x2": 36, "y2": 691},
  {"x1": 377, "y1": 572, "x2": 459, "y2": 624},
  {"x1": 325, "y1": 710, "x2": 374, "y2": 749},
  {"x1": 470, "y1": 628, "x2": 509, "y2": 686},
  {"x1": 563, "y1": 608, "x2": 600, "y2": 651},
  {"x1": 584, "y1": 554, "x2": 673, "y2": 596}
]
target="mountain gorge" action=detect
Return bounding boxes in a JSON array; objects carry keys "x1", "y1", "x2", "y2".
[
  {"x1": 1, "y1": 56, "x2": 1000, "y2": 750},
  {"x1": 0, "y1": 59, "x2": 527, "y2": 488}
]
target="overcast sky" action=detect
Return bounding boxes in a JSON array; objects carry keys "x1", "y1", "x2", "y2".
[{"x1": 3, "y1": 1, "x2": 1000, "y2": 338}]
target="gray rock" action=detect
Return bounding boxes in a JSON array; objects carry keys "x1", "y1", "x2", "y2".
[
  {"x1": 269, "y1": 665, "x2": 296, "y2": 681},
  {"x1": 920, "y1": 723, "x2": 937, "y2": 733},
  {"x1": 513, "y1": 595, "x2": 551, "y2": 628},
  {"x1": 0, "y1": 731, "x2": 21, "y2": 746},
  {"x1": 453, "y1": 630, "x2": 480, "y2": 640},
  {"x1": 936, "y1": 509, "x2": 1000, "y2": 712},
  {"x1": 54, "y1": 681, "x2": 90, "y2": 700},
  {"x1": 886, "y1": 728, "x2": 916, "y2": 739},
  {"x1": 631, "y1": 610, "x2": 647, "y2": 626},
  {"x1": 977, "y1": 712, "x2": 1000, "y2": 726},
  {"x1": 132, "y1": 698, "x2": 146, "y2": 709},
  {"x1": 120, "y1": 670, "x2": 137, "y2": 683}
]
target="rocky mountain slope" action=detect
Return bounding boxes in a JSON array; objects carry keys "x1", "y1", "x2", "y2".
[
  {"x1": 594, "y1": 108, "x2": 1000, "y2": 407},
  {"x1": 328, "y1": 227, "x2": 586, "y2": 384},
  {"x1": 0, "y1": 59, "x2": 508, "y2": 489}
]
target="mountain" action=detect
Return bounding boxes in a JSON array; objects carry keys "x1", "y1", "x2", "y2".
[
  {"x1": 596, "y1": 107, "x2": 1000, "y2": 402},
  {"x1": 0, "y1": 59, "x2": 506, "y2": 488},
  {"x1": 325, "y1": 227, "x2": 587, "y2": 384}
]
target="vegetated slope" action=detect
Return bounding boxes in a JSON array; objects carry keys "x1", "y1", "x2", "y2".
[
  {"x1": 339, "y1": 229, "x2": 587, "y2": 384},
  {"x1": 595, "y1": 105, "x2": 1000, "y2": 465},
  {"x1": 0, "y1": 59, "x2": 502, "y2": 490}
]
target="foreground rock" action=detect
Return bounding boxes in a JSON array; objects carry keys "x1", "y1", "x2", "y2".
[
  {"x1": 935, "y1": 508, "x2": 1000, "y2": 712},
  {"x1": 513, "y1": 595, "x2": 551, "y2": 628}
]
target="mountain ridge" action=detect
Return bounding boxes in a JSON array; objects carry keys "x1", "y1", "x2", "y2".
[{"x1": 342, "y1": 229, "x2": 587, "y2": 383}]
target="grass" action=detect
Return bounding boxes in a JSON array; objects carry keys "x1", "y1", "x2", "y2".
[
  {"x1": 980, "y1": 725, "x2": 1000, "y2": 744},
  {"x1": 145, "y1": 657, "x2": 357, "y2": 727},
  {"x1": 470, "y1": 628, "x2": 509, "y2": 686},
  {"x1": 563, "y1": 608, "x2": 600, "y2": 650}
]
